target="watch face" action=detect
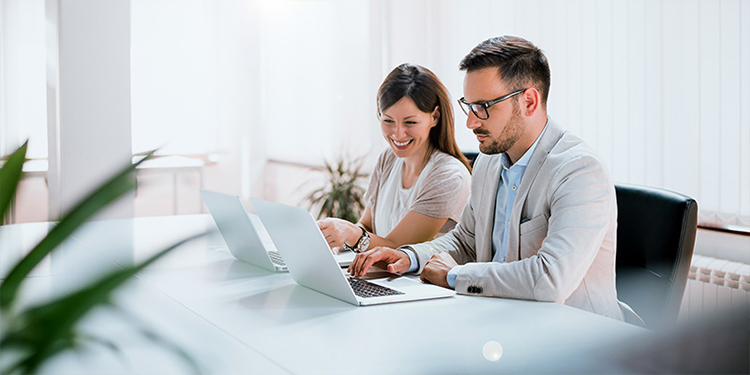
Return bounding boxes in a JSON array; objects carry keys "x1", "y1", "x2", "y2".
[{"x1": 360, "y1": 235, "x2": 370, "y2": 252}]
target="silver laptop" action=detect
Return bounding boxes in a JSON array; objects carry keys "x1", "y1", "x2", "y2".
[
  {"x1": 201, "y1": 189, "x2": 354, "y2": 272},
  {"x1": 249, "y1": 197, "x2": 455, "y2": 306}
]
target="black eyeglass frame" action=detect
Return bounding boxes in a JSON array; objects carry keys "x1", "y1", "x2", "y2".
[{"x1": 458, "y1": 88, "x2": 527, "y2": 120}]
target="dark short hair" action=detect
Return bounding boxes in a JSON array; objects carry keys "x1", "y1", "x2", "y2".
[
  {"x1": 459, "y1": 36, "x2": 551, "y2": 106},
  {"x1": 377, "y1": 63, "x2": 471, "y2": 172}
]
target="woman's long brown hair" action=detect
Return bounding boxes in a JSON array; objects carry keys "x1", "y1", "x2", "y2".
[{"x1": 377, "y1": 63, "x2": 471, "y2": 172}]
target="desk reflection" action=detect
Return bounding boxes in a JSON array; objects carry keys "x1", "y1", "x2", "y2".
[{"x1": 3, "y1": 215, "x2": 649, "y2": 375}]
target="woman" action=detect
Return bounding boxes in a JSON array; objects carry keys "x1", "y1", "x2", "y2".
[{"x1": 318, "y1": 63, "x2": 471, "y2": 254}]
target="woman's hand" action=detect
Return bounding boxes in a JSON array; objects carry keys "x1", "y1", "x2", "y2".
[{"x1": 317, "y1": 218, "x2": 361, "y2": 254}]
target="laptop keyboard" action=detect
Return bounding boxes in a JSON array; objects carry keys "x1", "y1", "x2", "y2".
[
  {"x1": 268, "y1": 251, "x2": 285, "y2": 266},
  {"x1": 347, "y1": 277, "x2": 404, "y2": 298}
]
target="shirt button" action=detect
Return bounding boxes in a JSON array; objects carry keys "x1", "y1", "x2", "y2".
[{"x1": 512, "y1": 185, "x2": 517, "y2": 191}]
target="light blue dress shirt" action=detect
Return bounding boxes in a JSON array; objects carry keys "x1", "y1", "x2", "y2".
[
  {"x1": 400, "y1": 122, "x2": 550, "y2": 286},
  {"x1": 444, "y1": 121, "x2": 549, "y2": 288}
]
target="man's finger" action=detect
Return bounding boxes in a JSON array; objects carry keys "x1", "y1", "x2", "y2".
[
  {"x1": 357, "y1": 251, "x2": 383, "y2": 277},
  {"x1": 420, "y1": 270, "x2": 430, "y2": 284},
  {"x1": 388, "y1": 256, "x2": 409, "y2": 274},
  {"x1": 348, "y1": 254, "x2": 362, "y2": 275}
]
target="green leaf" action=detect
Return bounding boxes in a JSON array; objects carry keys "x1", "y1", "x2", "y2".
[
  {"x1": 302, "y1": 153, "x2": 367, "y2": 221},
  {"x1": 83, "y1": 334, "x2": 122, "y2": 355},
  {"x1": 1, "y1": 231, "x2": 208, "y2": 374},
  {"x1": 0, "y1": 151, "x2": 155, "y2": 311},
  {"x1": 0, "y1": 141, "x2": 28, "y2": 224}
]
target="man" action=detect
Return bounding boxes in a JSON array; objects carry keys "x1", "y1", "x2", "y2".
[{"x1": 349, "y1": 35, "x2": 625, "y2": 320}]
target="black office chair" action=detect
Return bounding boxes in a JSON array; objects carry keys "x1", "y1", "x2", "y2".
[
  {"x1": 615, "y1": 183, "x2": 698, "y2": 330},
  {"x1": 462, "y1": 151, "x2": 479, "y2": 168}
]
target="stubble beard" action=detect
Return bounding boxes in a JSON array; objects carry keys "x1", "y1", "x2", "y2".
[{"x1": 478, "y1": 104, "x2": 523, "y2": 155}]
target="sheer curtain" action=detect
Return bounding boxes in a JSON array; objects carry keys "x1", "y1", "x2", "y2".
[
  {"x1": 0, "y1": 0, "x2": 46, "y2": 159},
  {"x1": 130, "y1": 0, "x2": 218, "y2": 156},
  {"x1": 258, "y1": 0, "x2": 381, "y2": 165},
  {"x1": 413, "y1": 0, "x2": 750, "y2": 228},
  {"x1": 2, "y1": 0, "x2": 748, "y2": 227},
  {"x1": 255, "y1": 0, "x2": 750, "y2": 227}
]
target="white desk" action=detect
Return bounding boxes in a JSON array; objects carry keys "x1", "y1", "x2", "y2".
[{"x1": 0, "y1": 215, "x2": 649, "y2": 374}]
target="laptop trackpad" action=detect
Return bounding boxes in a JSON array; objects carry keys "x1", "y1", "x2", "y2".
[{"x1": 362, "y1": 271, "x2": 430, "y2": 290}]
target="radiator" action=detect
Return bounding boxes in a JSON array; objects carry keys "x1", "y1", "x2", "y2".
[{"x1": 680, "y1": 254, "x2": 750, "y2": 321}]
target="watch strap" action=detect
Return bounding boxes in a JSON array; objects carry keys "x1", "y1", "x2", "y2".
[{"x1": 344, "y1": 225, "x2": 369, "y2": 253}]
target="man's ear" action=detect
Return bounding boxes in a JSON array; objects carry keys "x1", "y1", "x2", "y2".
[{"x1": 521, "y1": 88, "x2": 541, "y2": 117}]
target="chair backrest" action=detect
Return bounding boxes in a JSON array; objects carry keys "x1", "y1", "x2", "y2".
[
  {"x1": 615, "y1": 183, "x2": 698, "y2": 329},
  {"x1": 463, "y1": 151, "x2": 479, "y2": 168}
]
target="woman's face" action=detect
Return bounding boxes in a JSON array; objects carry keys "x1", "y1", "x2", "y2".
[{"x1": 380, "y1": 97, "x2": 438, "y2": 160}]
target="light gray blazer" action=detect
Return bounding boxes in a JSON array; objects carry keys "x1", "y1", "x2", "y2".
[{"x1": 409, "y1": 120, "x2": 624, "y2": 320}]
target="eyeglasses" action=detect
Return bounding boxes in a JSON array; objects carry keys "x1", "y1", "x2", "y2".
[{"x1": 457, "y1": 88, "x2": 527, "y2": 120}]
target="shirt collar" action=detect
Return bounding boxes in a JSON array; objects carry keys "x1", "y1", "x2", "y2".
[{"x1": 501, "y1": 117, "x2": 550, "y2": 169}]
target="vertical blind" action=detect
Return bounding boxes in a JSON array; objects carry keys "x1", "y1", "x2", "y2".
[
  {"x1": 380, "y1": 0, "x2": 750, "y2": 228},
  {"x1": 1, "y1": 0, "x2": 748, "y2": 227}
]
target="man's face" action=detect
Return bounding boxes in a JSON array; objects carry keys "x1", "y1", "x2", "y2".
[{"x1": 462, "y1": 68, "x2": 524, "y2": 156}]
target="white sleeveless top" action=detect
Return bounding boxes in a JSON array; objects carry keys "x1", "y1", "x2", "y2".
[
  {"x1": 364, "y1": 148, "x2": 471, "y2": 238},
  {"x1": 373, "y1": 157, "x2": 433, "y2": 236}
]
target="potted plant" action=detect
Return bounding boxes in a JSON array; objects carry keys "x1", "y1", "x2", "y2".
[
  {"x1": 304, "y1": 154, "x2": 367, "y2": 223},
  {"x1": 0, "y1": 142, "x2": 206, "y2": 374}
]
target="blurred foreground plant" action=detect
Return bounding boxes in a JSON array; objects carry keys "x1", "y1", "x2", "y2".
[
  {"x1": 304, "y1": 154, "x2": 367, "y2": 223},
  {"x1": 0, "y1": 142, "x2": 206, "y2": 374}
]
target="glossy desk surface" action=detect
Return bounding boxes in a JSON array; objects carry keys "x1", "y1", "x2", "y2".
[{"x1": 0, "y1": 215, "x2": 649, "y2": 374}]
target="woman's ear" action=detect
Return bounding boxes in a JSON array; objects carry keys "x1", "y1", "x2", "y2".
[{"x1": 431, "y1": 106, "x2": 440, "y2": 127}]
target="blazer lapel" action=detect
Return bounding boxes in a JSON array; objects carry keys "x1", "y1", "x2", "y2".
[
  {"x1": 506, "y1": 120, "x2": 565, "y2": 261},
  {"x1": 476, "y1": 153, "x2": 503, "y2": 262}
]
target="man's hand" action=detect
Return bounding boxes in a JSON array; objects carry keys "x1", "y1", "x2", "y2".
[
  {"x1": 317, "y1": 218, "x2": 359, "y2": 254},
  {"x1": 348, "y1": 247, "x2": 411, "y2": 278},
  {"x1": 420, "y1": 252, "x2": 458, "y2": 288}
]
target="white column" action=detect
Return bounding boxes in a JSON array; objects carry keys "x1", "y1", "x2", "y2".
[
  {"x1": 46, "y1": 0, "x2": 61, "y2": 219},
  {"x1": 49, "y1": 0, "x2": 133, "y2": 219}
]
